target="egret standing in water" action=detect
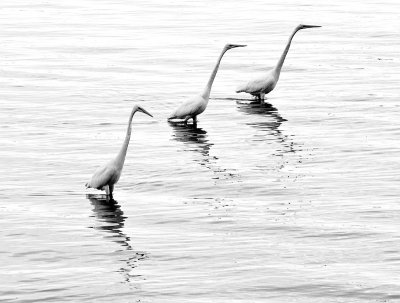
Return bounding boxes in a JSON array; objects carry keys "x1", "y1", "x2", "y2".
[
  {"x1": 85, "y1": 104, "x2": 153, "y2": 198},
  {"x1": 168, "y1": 43, "x2": 246, "y2": 125},
  {"x1": 236, "y1": 24, "x2": 321, "y2": 102}
]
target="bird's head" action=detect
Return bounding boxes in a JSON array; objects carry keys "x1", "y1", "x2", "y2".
[
  {"x1": 224, "y1": 43, "x2": 247, "y2": 50},
  {"x1": 298, "y1": 24, "x2": 321, "y2": 30},
  {"x1": 133, "y1": 105, "x2": 153, "y2": 117}
]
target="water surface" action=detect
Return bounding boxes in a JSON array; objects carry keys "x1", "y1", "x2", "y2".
[{"x1": 1, "y1": 0, "x2": 399, "y2": 302}]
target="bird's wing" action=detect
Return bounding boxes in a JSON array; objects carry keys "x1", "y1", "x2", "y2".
[
  {"x1": 169, "y1": 95, "x2": 205, "y2": 119},
  {"x1": 237, "y1": 78, "x2": 265, "y2": 94},
  {"x1": 87, "y1": 164, "x2": 116, "y2": 189},
  {"x1": 237, "y1": 71, "x2": 275, "y2": 94}
]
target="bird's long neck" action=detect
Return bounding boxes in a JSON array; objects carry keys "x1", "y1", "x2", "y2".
[
  {"x1": 201, "y1": 47, "x2": 228, "y2": 100},
  {"x1": 274, "y1": 27, "x2": 301, "y2": 75},
  {"x1": 115, "y1": 108, "x2": 136, "y2": 168}
]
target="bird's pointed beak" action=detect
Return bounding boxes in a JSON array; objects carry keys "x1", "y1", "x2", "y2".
[
  {"x1": 138, "y1": 107, "x2": 153, "y2": 117},
  {"x1": 302, "y1": 25, "x2": 321, "y2": 29},
  {"x1": 231, "y1": 44, "x2": 247, "y2": 48}
]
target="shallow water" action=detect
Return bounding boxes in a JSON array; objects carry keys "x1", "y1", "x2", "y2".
[{"x1": 1, "y1": 0, "x2": 400, "y2": 302}]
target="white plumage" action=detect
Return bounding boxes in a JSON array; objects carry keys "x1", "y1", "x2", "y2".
[
  {"x1": 236, "y1": 24, "x2": 321, "y2": 102},
  {"x1": 169, "y1": 95, "x2": 207, "y2": 122},
  {"x1": 86, "y1": 163, "x2": 120, "y2": 190},
  {"x1": 236, "y1": 71, "x2": 278, "y2": 100},
  {"x1": 169, "y1": 43, "x2": 246, "y2": 125},
  {"x1": 85, "y1": 104, "x2": 153, "y2": 198}
]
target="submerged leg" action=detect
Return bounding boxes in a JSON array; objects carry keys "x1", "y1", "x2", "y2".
[
  {"x1": 105, "y1": 185, "x2": 110, "y2": 196},
  {"x1": 109, "y1": 184, "x2": 114, "y2": 199},
  {"x1": 260, "y1": 93, "x2": 265, "y2": 102},
  {"x1": 193, "y1": 115, "x2": 197, "y2": 126}
]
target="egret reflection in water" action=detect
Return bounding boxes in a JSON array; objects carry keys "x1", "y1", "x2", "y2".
[
  {"x1": 170, "y1": 124, "x2": 212, "y2": 157},
  {"x1": 236, "y1": 100, "x2": 296, "y2": 154},
  {"x1": 87, "y1": 194, "x2": 146, "y2": 282},
  {"x1": 170, "y1": 124, "x2": 239, "y2": 182}
]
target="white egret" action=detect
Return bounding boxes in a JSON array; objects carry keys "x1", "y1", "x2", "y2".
[
  {"x1": 236, "y1": 24, "x2": 321, "y2": 102},
  {"x1": 85, "y1": 104, "x2": 153, "y2": 198},
  {"x1": 168, "y1": 43, "x2": 246, "y2": 125}
]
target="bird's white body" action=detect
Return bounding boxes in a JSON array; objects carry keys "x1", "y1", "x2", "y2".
[
  {"x1": 168, "y1": 43, "x2": 246, "y2": 124},
  {"x1": 87, "y1": 160, "x2": 122, "y2": 194},
  {"x1": 236, "y1": 69, "x2": 279, "y2": 100},
  {"x1": 86, "y1": 105, "x2": 153, "y2": 198},
  {"x1": 236, "y1": 24, "x2": 321, "y2": 101},
  {"x1": 169, "y1": 94, "x2": 208, "y2": 123}
]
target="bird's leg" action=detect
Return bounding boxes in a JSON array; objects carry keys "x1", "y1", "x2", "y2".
[
  {"x1": 105, "y1": 185, "x2": 110, "y2": 196},
  {"x1": 260, "y1": 93, "x2": 265, "y2": 103},
  {"x1": 192, "y1": 116, "x2": 197, "y2": 126},
  {"x1": 184, "y1": 116, "x2": 191, "y2": 125},
  {"x1": 109, "y1": 184, "x2": 114, "y2": 199}
]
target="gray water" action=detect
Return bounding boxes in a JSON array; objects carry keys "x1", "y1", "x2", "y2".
[{"x1": 1, "y1": 0, "x2": 400, "y2": 302}]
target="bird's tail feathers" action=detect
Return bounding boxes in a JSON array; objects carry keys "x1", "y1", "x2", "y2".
[{"x1": 236, "y1": 84, "x2": 246, "y2": 93}]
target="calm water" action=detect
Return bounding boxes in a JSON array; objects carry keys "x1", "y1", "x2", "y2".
[{"x1": 1, "y1": 0, "x2": 399, "y2": 302}]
